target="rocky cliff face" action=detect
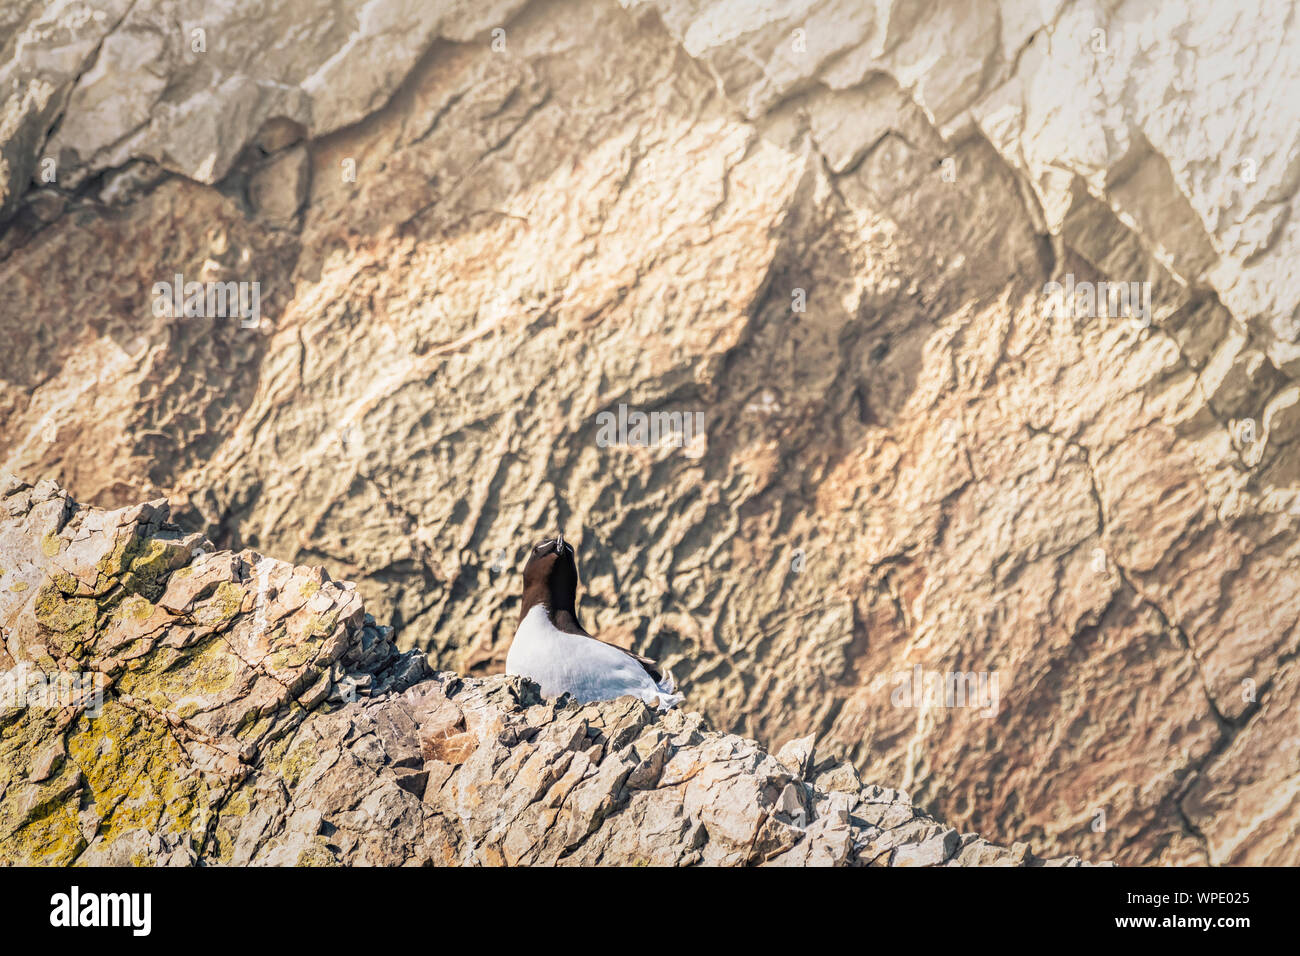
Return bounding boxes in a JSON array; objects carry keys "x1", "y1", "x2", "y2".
[
  {"x1": 1, "y1": 0, "x2": 1297, "y2": 866},
  {"x1": 0, "y1": 478, "x2": 1091, "y2": 866}
]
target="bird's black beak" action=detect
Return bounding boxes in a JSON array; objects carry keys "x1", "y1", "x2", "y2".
[{"x1": 554, "y1": 533, "x2": 565, "y2": 555}]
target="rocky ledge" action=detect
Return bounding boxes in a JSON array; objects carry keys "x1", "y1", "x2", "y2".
[{"x1": 0, "y1": 477, "x2": 1090, "y2": 866}]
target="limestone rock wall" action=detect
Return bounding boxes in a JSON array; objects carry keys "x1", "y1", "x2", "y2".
[{"x1": 2, "y1": 1, "x2": 1298, "y2": 865}]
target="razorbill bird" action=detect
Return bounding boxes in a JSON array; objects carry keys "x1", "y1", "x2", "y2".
[{"x1": 505, "y1": 534, "x2": 683, "y2": 710}]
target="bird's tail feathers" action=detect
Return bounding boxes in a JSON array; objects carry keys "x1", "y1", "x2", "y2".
[
  {"x1": 656, "y1": 665, "x2": 677, "y2": 695},
  {"x1": 654, "y1": 665, "x2": 682, "y2": 711},
  {"x1": 653, "y1": 691, "x2": 684, "y2": 711}
]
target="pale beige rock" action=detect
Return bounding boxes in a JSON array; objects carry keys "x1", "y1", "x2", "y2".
[
  {"x1": 0, "y1": 0, "x2": 135, "y2": 219},
  {"x1": 636, "y1": 0, "x2": 1300, "y2": 373},
  {"x1": 34, "y1": 0, "x2": 533, "y2": 193}
]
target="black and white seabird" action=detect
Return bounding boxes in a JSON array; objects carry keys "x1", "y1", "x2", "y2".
[{"x1": 505, "y1": 534, "x2": 682, "y2": 710}]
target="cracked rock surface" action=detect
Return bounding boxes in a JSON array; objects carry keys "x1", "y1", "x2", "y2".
[
  {"x1": 0, "y1": 478, "x2": 1091, "y2": 866},
  {"x1": 2, "y1": 1, "x2": 1298, "y2": 865}
]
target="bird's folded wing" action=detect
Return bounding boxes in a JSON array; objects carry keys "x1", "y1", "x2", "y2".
[{"x1": 592, "y1": 636, "x2": 666, "y2": 685}]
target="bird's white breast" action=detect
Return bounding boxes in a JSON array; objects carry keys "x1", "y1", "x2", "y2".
[{"x1": 506, "y1": 605, "x2": 679, "y2": 708}]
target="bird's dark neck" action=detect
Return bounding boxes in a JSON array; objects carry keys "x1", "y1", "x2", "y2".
[{"x1": 521, "y1": 581, "x2": 580, "y2": 630}]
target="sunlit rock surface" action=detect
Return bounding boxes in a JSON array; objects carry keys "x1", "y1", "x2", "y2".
[
  {"x1": 0, "y1": 479, "x2": 1093, "y2": 866},
  {"x1": 2, "y1": 1, "x2": 1298, "y2": 864}
]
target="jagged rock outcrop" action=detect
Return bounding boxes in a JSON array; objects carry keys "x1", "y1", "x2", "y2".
[
  {"x1": 2, "y1": 1, "x2": 1298, "y2": 866},
  {"x1": 0, "y1": 478, "x2": 1090, "y2": 866}
]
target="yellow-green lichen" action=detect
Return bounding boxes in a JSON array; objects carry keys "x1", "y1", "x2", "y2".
[
  {"x1": 49, "y1": 567, "x2": 80, "y2": 595},
  {"x1": 193, "y1": 581, "x2": 246, "y2": 629},
  {"x1": 41, "y1": 531, "x2": 62, "y2": 558},
  {"x1": 94, "y1": 531, "x2": 135, "y2": 593},
  {"x1": 111, "y1": 594, "x2": 156, "y2": 625},
  {"x1": 65, "y1": 701, "x2": 205, "y2": 845},
  {"x1": 95, "y1": 533, "x2": 185, "y2": 601},
  {"x1": 34, "y1": 584, "x2": 97, "y2": 657},
  {"x1": 0, "y1": 785, "x2": 86, "y2": 865},
  {"x1": 276, "y1": 736, "x2": 324, "y2": 790},
  {"x1": 295, "y1": 836, "x2": 339, "y2": 866},
  {"x1": 110, "y1": 538, "x2": 178, "y2": 602},
  {"x1": 269, "y1": 639, "x2": 314, "y2": 671},
  {"x1": 115, "y1": 637, "x2": 240, "y2": 712},
  {"x1": 209, "y1": 788, "x2": 254, "y2": 864},
  {"x1": 0, "y1": 712, "x2": 86, "y2": 865},
  {"x1": 311, "y1": 610, "x2": 339, "y2": 638},
  {"x1": 233, "y1": 710, "x2": 277, "y2": 743},
  {"x1": 220, "y1": 788, "x2": 252, "y2": 819}
]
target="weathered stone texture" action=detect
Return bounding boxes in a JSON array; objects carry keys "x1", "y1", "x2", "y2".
[
  {"x1": 2, "y1": 1, "x2": 1298, "y2": 865},
  {"x1": 0, "y1": 480, "x2": 1089, "y2": 866}
]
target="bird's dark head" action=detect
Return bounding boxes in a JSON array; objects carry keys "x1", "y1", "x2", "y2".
[{"x1": 521, "y1": 534, "x2": 579, "y2": 623}]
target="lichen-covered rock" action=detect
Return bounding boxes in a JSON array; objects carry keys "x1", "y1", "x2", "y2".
[
  {"x1": 0, "y1": 479, "x2": 1090, "y2": 866},
  {"x1": 3, "y1": 0, "x2": 1296, "y2": 867}
]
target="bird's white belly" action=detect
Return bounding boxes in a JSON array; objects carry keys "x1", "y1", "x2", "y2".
[{"x1": 506, "y1": 606, "x2": 669, "y2": 706}]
